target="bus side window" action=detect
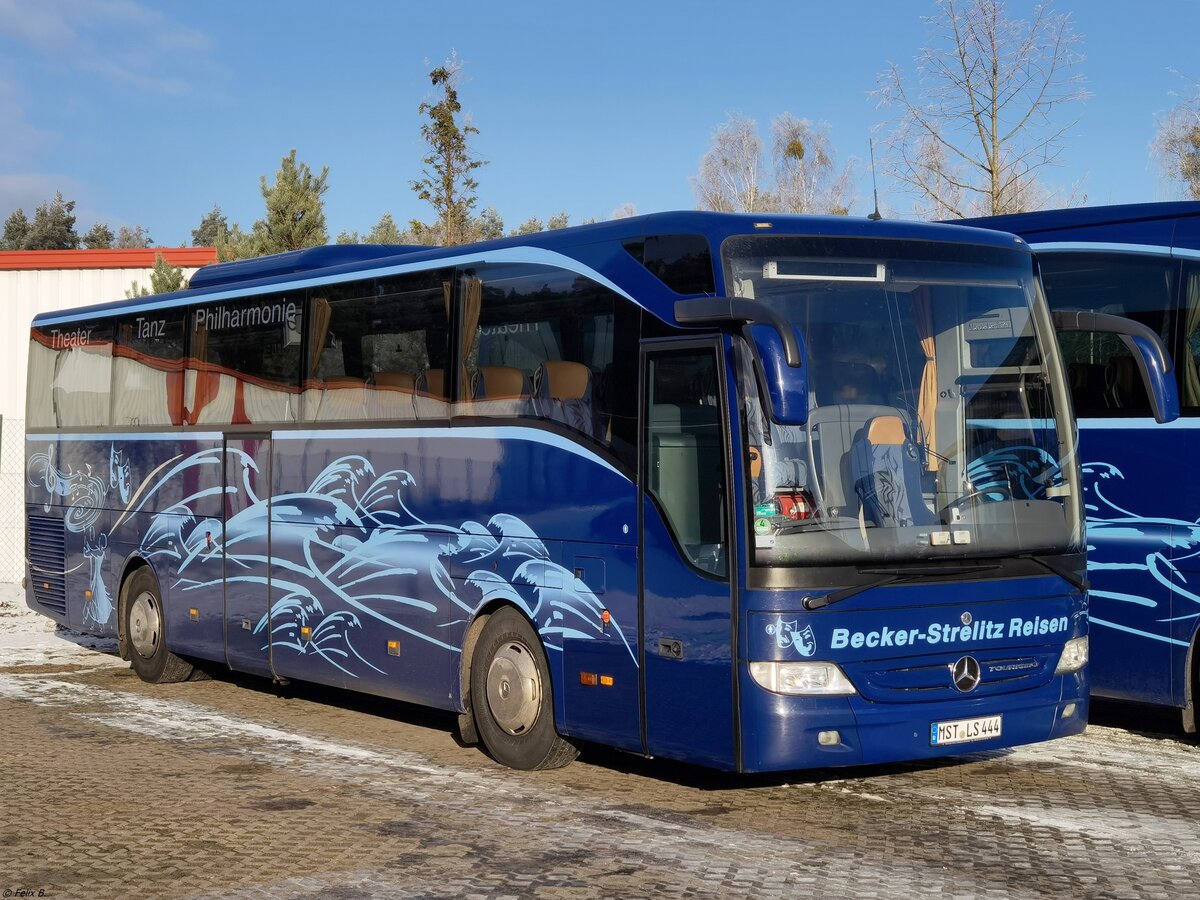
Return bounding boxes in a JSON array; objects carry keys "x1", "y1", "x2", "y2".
[
  {"x1": 465, "y1": 262, "x2": 636, "y2": 457},
  {"x1": 186, "y1": 293, "x2": 302, "y2": 426},
  {"x1": 43, "y1": 320, "x2": 114, "y2": 428},
  {"x1": 1181, "y1": 262, "x2": 1200, "y2": 412},
  {"x1": 304, "y1": 272, "x2": 452, "y2": 423},
  {"x1": 112, "y1": 310, "x2": 186, "y2": 426},
  {"x1": 26, "y1": 329, "x2": 58, "y2": 429},
  {"x1": 1041, "y1": 253, "x2": 1179, "y2": 418}
]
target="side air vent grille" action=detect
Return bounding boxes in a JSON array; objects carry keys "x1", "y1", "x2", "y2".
[{"x1": 27, "y1": 515, "x2": 67, "y2": 616}]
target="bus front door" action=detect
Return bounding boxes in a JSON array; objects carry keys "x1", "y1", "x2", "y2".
[
  {"x1": 223, "y1": 434, "x2": 273, "y2": 676},
  {"x1": 640, "y1": 341, "x2": 737, "y2": 770}
]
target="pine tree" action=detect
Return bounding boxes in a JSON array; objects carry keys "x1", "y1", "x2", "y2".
[
  {"x1": 411, "y1": 54, "x2": 487, "y2": 246},
  {"x1": 126, "y1": 253, "x2": 185, "y2": 297},
  {"x1": 471, "y1": 207, "x2": 505, "y2": 241},
  {"x1": 366, "y1": 213, "x2": 404, "y2": 244},
  {"x1": 256, "y1": 149, "x2": 330, "y2": 254},
  {"x1": 23, "y1": 193, "x2": 79, "y2": 249},
  {"x1": 511, "y1": 216, "x2": 544, "y2": 236},
  {"x1": 150, "y1": 253, "x2": 184, "y2": 293},
  {"x1": 81, "y1": 223, "x2": 114, "y2": 249},
  {"x1": 192, "y1": 205, "x2": 230, "y2": 248},
  {"x1": 1, "y1": 209, "x2": 30, "y2": 249}
]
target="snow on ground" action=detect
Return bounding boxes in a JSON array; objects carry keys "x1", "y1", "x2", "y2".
[
  {"x1": 3, "y1": 576, "x2": 1198, "y2": 789},
  {"x1": 0, "y1": 581, "x2": 122, "y2": 668}
]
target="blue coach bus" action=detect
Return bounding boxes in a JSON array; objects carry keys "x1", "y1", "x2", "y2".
[
  {"x1": 26, "y1": 212, "x2": 1129, "y2": 771},
  {"x1": 962, "y1": 202, "x2": 1200, "y2": 729}
]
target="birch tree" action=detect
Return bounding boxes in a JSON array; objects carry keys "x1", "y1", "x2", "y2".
[
  {"x1": 693, "y1": 114, "x2": 852, "y2": 214},
  {"x1": 1154, "y1": 77, "x2": 1200, "y2": 200},
  {"x1": 772, "y1": 115, "x2": 854, "y2": 215},
  {"x1": 692, "y1": 115, "x2": 769, "y2": 213}
]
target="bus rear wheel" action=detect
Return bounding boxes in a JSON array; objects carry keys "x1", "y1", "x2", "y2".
[
  {"x1": 123, "y1": 567, "x2": 194, "y2": 684},
  {"x1": 470, "y1": 607, "x2": 577, "y2": 770}
]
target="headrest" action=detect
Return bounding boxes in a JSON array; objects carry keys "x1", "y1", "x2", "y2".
[
  {"x1": 866, "y1": 415, "x2": 906, "y2": 446},
  {"x1": 539, "y1": 360, "x2": 590, "y2": 400},
  {"x1": 375, "y1": 371, "x2": 415, "y2": 390},
  {"x1": 421, "y1": 368, "x2": 447, "y2": 397},
  {"x1": 480, "y1": 366, "x2": 528, "y2": 398}
]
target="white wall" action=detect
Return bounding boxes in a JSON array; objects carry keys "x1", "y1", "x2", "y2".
[{"x1": 0, "y1": 266, "x2": 204, "y2": 582}]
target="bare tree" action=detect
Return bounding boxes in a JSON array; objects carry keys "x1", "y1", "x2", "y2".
[
  {"x1": 1154, "y1": 74, "x2": 1200, "y2": 200},
  {"x1": 693, "y1": 114, "x2": 853, "y2": 214},
  {"x1": 875, "y1": 0, "x2": 1088, "y2": 218},
  {"x1": 772, "y1": 115, "x2": 855, "y2": 215},
  {"x1": 691, "y1": 115, "x2": 771, "y2": 213}
]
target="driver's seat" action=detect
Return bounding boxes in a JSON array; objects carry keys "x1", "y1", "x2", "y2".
[{"x1": 851, "y1": 415, "x2": 936, "y2": 527}]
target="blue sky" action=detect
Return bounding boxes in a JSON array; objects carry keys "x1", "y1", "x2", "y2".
[{"x1": 0, "y1": 0, "x2": 1195, "y2": 246}]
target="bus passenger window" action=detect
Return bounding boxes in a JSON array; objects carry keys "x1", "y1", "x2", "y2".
[
  {"x1": 112, "y1": 310, "x2": 186, "y2": 426},
  {"x1": 187, "y1": 293, "x2": 302, "y2": 426},
  {"x1": 30, "y1": 320, "x2": 114, "y2": 428},
  {"x1": 1041, "y1": 253, "x2": 1179, "y2": 417},
  {"x1": 305, "y1": 271, "x2": 451, "y2": 422},
  {"x1": 464, "y1": 261, "x2": 634, "y2": 454}
]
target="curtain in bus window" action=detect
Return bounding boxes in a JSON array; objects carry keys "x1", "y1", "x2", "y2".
[
  {"x1": 912, "y1": 288, "x2": 938, "y2": 469},
  {"x1": 51, "y1": 325, "x2": 113, "y2": 428},
  {"x1": 185, "y1": 319, "x2": 237, "y2": 425},
  {"x1": 112, "y1": 357, "x2": 175, "y2": 426},
  {"x1": 448, "y1": 275, "x2": 482, "y2": 410},
  {"x1": 460, "y1": 275, "x2": 482, "y2": 366},
  {"x1": 112, "y1": 312, "x2": 186, "y2": 427},
  {"x1": 1184, "y1": 273, "x2": 1200, "y2": 407},
  {"x1": 310, "y1": 297, "x2": 332, "y2": 371},
  {"x1": 26, "y1": 335, "x2": 58, "y2": 429}
]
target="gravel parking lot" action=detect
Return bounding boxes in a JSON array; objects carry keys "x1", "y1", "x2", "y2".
[{"x1": 2, "y1": 585, "x2": 1199, "y2": 899}]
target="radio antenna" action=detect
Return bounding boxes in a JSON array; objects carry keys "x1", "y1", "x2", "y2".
[{"x1": 868, "y1": 138, "x2": 882, "y2": 221}]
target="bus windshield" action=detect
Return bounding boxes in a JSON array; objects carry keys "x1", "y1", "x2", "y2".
[{"x1": 724, "y1": 235, "x2": 1081, "y2": 567}]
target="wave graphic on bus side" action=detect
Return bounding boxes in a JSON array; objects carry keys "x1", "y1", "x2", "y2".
[
  {"x1": 30, "y1": 443, "x2": 636, "y2": 676},
  {"x1": 1082, "y1": 460, "x2": 1200, "y2": 647}
]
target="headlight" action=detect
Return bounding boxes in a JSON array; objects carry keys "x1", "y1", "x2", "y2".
[
  {"x1": 1054, "y1": 635, "x2": 1088, "y2": 674},
  {"x1": 749, "y1": 660, "x2": 857, "y2": 695}
]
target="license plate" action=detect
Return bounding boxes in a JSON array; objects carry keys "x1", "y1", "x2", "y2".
[{"x1": 930, "y1": 714, "x2": 1002, "y2": 746}]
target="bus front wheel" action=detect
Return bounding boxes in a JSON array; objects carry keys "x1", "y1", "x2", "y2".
[
  {"x1": 470, "y1": 607, "x2": 577, "y2": 770},
  {"x1": 123, "y1": 567, "x2": 194, "y2": 684}
]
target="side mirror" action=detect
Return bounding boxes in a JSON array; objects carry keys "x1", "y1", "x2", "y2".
[
  {"x1": 1052, "y1": 310, "x2": 1180, "y2": 424},
  {"x1": 748, "y1": 323, "x2": 809, "y2": 425},
  {"x1": 674, "y1": 297, "x2": 809, "y2": 425}
]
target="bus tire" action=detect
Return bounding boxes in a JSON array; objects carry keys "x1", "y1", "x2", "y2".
[
  {"x1": 470, "y1": 606, "x2": 577, "y2": 770},
  {"x1": 123, "y1": 567, "x2": 194, "y2": 684}
]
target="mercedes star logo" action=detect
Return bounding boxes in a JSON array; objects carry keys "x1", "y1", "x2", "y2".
[{"x1": 951, "y1": 655, "x2": 982, "y2": 692}]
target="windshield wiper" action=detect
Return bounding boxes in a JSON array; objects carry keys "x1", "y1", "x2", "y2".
[
  {"x1": 1017, "y1": 553, "x2": 1088, "y2": 593},
  {"x1": 802, "y1": 563, "x2": 1001, "y2": 610}
]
